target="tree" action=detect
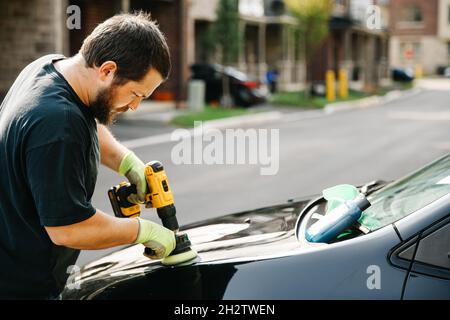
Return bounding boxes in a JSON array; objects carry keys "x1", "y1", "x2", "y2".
[
  {"x1": 285, "y1": 0, "x2": 332, "y2": 97},
  {"x1": 209, "y1": 0, "x2": 242, "y2": 107},
  {"x1": 213, "y1": 0, "x2": 241, "y2": 65}
]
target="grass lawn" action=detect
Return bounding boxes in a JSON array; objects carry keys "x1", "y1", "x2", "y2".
[
  {"x1": 270, "y1": 82, "x2": 414, "y2": 109},
  {"x1": 270, "y1": 89, "x2": 370, "y2": 108},
  {"x1": 170, "y1": 105, "x2": 252, "y2": 128}
]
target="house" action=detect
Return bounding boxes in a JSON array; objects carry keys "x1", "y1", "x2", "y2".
[
  {"x1": 189, "y1": 0, "x2": 304, "y2": 91},
  {"x1": 0, "y1": 0, "x2": 189, "y2": 103},
  {"x1": 389, "y1": 0, "x2": 450, "y2": 75},
  {"x1": 308, "y1": 0, "x2": 390, "y2": 92}
]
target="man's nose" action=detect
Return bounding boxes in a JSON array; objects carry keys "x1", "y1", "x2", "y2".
[{"x1": 128, "y1": 98, "x2": 142, "y2": 111}]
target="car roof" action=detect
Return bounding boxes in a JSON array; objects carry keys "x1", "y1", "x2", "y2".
[{"x1": 190, "y1": 63, "x2": 250, "y2": 81}]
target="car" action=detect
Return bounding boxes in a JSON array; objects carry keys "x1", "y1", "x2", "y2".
[
  {"x1": 190, "y1": 63, "x2": 267, "y2": 107},
  {"x1": 444, "y1": 67, "x2": 450, "y2": 78},
  {"x1": 392, "y1": 67, "x2": 415, "y2": 82},
  {"x1": 62, "y1": 154, "x2": 450, "y2": 299},
  {"x1": 435, "y1": 65, "x2": 450, "y2": 77}
]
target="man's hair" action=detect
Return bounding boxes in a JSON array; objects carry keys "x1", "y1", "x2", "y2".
[{"x1": 80, "y1": 12, "x2": 171, "y2": 84}]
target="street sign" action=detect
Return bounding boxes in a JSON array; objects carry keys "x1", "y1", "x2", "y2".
[{"x1": 405, "y1": 49, "x2": 414, "y2": 59}]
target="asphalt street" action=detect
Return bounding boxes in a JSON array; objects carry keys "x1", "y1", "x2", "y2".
[{"x1": 76, "y1": 79, "x2": 450, "y2": 266}]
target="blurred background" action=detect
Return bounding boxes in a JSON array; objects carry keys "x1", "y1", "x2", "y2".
[{"x1": 1, "y1": 0, "x2": 449, "y2": 266}]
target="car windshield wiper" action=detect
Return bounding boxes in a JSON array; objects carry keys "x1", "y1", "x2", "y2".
[{"x1": 360, "y1": 180, "x2": 387, "y2": 196}]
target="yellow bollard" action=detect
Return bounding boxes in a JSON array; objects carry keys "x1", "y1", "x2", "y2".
[
  {"x1": 326, "y1": 70, "x2": 336, "y2": 102},
  {"x1": 338, "y1": 69, "x2": 348, "y2": 99},
  {"x1": 415, "y1": 64, "x2": 423, "y2": 79}
]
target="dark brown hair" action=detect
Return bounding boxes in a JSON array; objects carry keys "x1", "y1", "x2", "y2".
[{"x1": 80, "y1": 12, "x2": 171, "y2": 84}]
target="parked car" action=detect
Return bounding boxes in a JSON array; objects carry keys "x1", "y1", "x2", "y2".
[
  {"x1": 62, "y1": 154, "x2": 450, "y2": 299},
  {"x1": 392, "y1": 67, "x2": 415, "y2": 82},
  {"x1": 190, "y1": 63, "x2": 267, "y2": 107},
  {"x1": 436, "y1": 65, "x2": 448, "y2": 76},
  {"x1": 444, "y1": 68, "x2": 450, "y2": 78}
]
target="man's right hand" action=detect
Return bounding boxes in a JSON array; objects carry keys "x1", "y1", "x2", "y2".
[{"x1": 134, "y1": 218, "x2": 176, "y2": 259}]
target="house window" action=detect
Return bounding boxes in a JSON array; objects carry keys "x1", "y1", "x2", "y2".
[{"x1": 401, "y1": 5, "x2": 423, "y2": 22}]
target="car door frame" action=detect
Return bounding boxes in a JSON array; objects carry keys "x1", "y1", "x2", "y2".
[{"x1": 389, "y1": 193, "x2": 450, "y2": 299}]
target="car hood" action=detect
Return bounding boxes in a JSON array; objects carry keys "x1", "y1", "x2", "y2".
[{"x1": 62, "y1": 197, "x2": 314, "y2": 299}]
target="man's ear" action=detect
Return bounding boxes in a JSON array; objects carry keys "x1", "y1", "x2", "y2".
[{"x1": 98, "y1": 61, "x2": 117, "y2": 81}]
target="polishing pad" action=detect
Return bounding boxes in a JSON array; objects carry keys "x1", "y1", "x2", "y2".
[{"x1": 161, "y1": 249, "x2": 198, "y2": 266}]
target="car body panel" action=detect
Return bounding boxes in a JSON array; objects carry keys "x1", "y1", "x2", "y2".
[
  {"x1": 219, "y1": 225, "x2": 405, "y2": 299},
  {"x1": 403, "y1": 272, "x2": 450, "y2": 299},
  {"x1": 63, "y1": 200, "x2": 308, "y2": 299},
  {"x1": 62, "y1": 197, "x2": 413, "y2": 300},
  {"x1": 61, "y1": 170, "x2": 450, "y2": 300}
]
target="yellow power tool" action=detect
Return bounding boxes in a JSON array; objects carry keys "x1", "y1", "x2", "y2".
[{"x1": 108, "y1": 161, "x2": 198, "y2": 266}]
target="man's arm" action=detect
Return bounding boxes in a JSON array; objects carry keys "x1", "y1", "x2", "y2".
[
  {"x1": 45, "y1": 210, "x2": 139, "y2": 249},
  {"x1": 98, "y1": 123, "x2": 148, "y2": 203},
  {"x1": 45, "y1": 210, "x2": 176, "y2": 258},
  {"x1": 97, "y1": 123, "x2": 129, "y2": 172}
]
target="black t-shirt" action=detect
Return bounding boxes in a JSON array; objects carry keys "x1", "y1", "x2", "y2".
[{"x1": 0, "y1": 54, "x2": 99, "y2": 299}]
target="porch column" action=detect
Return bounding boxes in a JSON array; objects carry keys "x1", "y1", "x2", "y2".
[
  {"x1": 258, "y1": 21, "x2": 267, "y2": 81},
  {"x1": 54, "y1": 0, "x2": 70, "y2": 56},
  {"x1": 364, "y1": 35, "x2": 376, "y2": 91},
  {"x1": 341, "y1": 29, "x2": 353, "y2": 80},
  {"x1": 121, "y1": 0, "x2": 130, "y2": 12},
  {"x1": 238, "y1": 20, "x2": 246, "y2": 72}
]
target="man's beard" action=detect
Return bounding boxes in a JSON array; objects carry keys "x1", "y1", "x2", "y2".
[{"x1": 90, "y1": 85, "x2": 117, "y2": 125}]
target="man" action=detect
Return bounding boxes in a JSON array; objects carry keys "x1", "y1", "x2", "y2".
[{"x1": 0, "y1": 12, "x2": 176, "y2": 299}]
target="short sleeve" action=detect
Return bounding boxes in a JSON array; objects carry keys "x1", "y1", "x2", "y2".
[{"x1": 26, "y1": 140, "x2": 96, "y2": 227}]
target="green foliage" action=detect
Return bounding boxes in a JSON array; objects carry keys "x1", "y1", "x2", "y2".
[
  {"x1": 199, "y1": 26, "x2": 216, "y2": 62},
  {"x1": 286, "y1": 0, "x2": 332, "y2": 61},
  {"x1": 270, "y1": 89, "x2": 370, "y2": 108},
  {"x1": 211, "y1": 0, "x2": 241, "y2": 64},
  {"x1": 170, "y1": 105, "x2": 250, "y2": 128}
]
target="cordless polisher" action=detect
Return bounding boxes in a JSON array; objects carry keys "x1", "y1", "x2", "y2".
[{"x1": 108, "y1": 161, "x2": 198, "y2": 266}]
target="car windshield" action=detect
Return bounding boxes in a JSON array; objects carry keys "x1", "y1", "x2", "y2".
[{"x1": 359, "y1": 154, "x2": 450, "y2": 231}]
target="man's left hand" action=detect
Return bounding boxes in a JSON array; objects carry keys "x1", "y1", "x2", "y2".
[{"x1": 119, "y1": 151, "x2": 147, "y2": 204}]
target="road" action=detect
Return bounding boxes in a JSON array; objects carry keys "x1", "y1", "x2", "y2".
[{"x1": 76, "y1": 80, "x2": 450, "y2": 266}]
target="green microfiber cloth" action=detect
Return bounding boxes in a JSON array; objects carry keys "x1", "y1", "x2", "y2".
[
  {"x1": 323, "y1": 184, "x2": 359, "y2": 239},
  {"x1": 323, "y1": 184, "x2": 359, "y2": 214}
]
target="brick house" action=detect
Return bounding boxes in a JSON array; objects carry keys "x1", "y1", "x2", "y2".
[
  {"x1": 308, "y1": 0, "x2": 390, "y2": 92},
  {"x1": 189, "y1": 0, "x2": 304, "y2": 91},
  {"x1": 0, "y1": 0, "x2": 189, "y2": 103},
  {"x1": 389, "y1": 0, "x2": 449, "y2": 74}
]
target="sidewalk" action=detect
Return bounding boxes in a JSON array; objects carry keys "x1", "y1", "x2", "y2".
[
  {"x1": 324, "y1": 86, "x2": 421, "y2": 114},
  {"x1": 112, "y1": 84, "x2": 419, "y2": 142},
  {"x1": 117, "y1": 100, "x2": 177, "y2": 120}
]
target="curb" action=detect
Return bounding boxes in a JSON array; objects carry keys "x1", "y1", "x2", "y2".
[
  {"x1": 122, "y1": 111, "x2": 283, "y2": 149},
  {"x1": 201, "y1": 111, "x2": 283, "y2": 129},
  {"x1": 118, "y1": 100, "x2": 176, "y2": 119},
  {"x1": 324, "y1": 87, "x2": 422, "y2": 114}
]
